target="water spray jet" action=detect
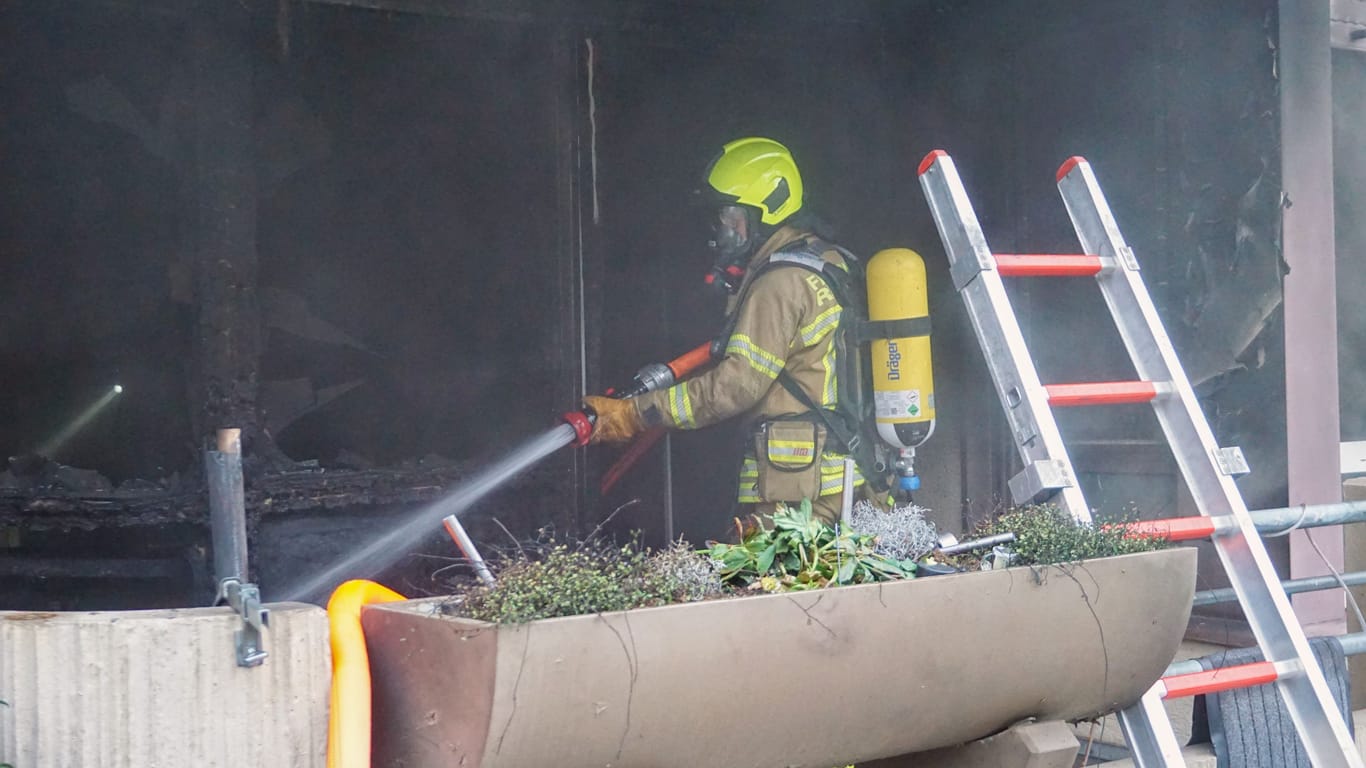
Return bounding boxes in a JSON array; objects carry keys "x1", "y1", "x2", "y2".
[{"x1": 282, "y1": 343, "x2": 718, "y2": 602}]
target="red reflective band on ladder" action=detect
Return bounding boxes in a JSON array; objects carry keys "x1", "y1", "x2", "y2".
[
  {"x1": 1161, "y1": 662, "x2": 1279, "y2": 699},
  {"x1": 918, "y1": 150, "x2": 948, "y2": 176},
  {"x1": 995, "y1": 254, "x2": 1103, "y2": 277},
  {"x1": 1121, "y1": 516, "x2": 1217, "y2": 542},
  {"x1": 1057, "y1": 156, "x2": 1087, "y2": 182},
  {"x1": 1045, "y1": 381, "x2": 1158, "y2": 406}
]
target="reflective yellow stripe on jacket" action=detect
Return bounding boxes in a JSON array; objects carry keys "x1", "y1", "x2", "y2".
[
  {"x1": 767, "y1": 438, "x2": 816, "y2": 466},
  {"x1": 799, "y1": 305, "x2": 841, "y2": 347},
  {"x1": 663, "y1": 382, "x2": 696, "y2": 429},
  {"x1": 726, "y1": 334, "x2": 784, "y2": 380}
]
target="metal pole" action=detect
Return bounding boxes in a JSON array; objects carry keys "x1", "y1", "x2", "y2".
[
  {"x1": 1249, "y1": 500, "x2": 1366, "y2": 534},
  {"x1": 937, "y1": 532, "x2": 1017, "y2": 556},
  {"x1": 204, "y1": 427, "x2": 268, "y2": 667},
  {"x1": 1194, "y1": 570, "x2": 1366, "y2": 607},
  {"x1": 840, "y1": 457, "x2": 856, "y2": 527},
  {"x1": 205, "y1": 428, "x2": 248, "y2": 588},
  {"x1": 443, "y1": 515, "x2": 495, "y2": 586},
  {"x1": 1165, "y1": 632, "x2": 1366, "y2": 677},
  {"x1": 663, "y1": 433, "x2": 675, "y2": 543}
]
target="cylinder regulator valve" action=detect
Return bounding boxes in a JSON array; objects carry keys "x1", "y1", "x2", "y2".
[{"x1": 893, "y1": 447, "x2": 921, "y2": 494}]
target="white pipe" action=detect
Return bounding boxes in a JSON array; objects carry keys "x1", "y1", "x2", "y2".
[
  {"x1": 840, "y1": 457, "x2": 856, "y2": 527},
  {"x1": 443, "y1": 515, "x2": 495, "y2": 586}
]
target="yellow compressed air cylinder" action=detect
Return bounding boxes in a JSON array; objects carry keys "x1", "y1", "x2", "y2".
[{"x1": 866, "y1": 248, "x2": 936, "y2": 450}]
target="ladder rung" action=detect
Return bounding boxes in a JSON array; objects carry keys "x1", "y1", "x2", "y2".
[
  {"x1": 1044, "y1": 381, "x2": 1159, "y2": 407},
  {"x1": 1159, "y1": 661, "x2": 1280, "y2": 699},
  {"x1": 994, "y1": 254, "x2": 1104, "y2": 277},
  {"x1": 1121, "y1": 516, "x2": 1218, "y2": 542}
]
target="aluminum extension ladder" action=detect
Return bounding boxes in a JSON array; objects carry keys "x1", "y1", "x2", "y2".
[{"x1": 917, "y1": 150, "x2": 1362, "y2": 767}]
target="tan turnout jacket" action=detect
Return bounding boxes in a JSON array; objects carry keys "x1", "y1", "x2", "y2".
[{"x1": 632, "y1": 226, "x2": 864, "y2": 505}]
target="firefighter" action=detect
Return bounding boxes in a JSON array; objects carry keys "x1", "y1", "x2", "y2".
[{"x1": 583, "y1": 137, "x2": 867, "y2": 526}]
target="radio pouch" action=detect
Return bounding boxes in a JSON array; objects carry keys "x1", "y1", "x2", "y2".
[{"x1": 754, "y1": 420, "x2": 826, "y2": 502}]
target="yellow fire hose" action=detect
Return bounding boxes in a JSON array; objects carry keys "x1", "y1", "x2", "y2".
[{"x1": 326, "y1": 579, "x2": 405, "y2": 768}]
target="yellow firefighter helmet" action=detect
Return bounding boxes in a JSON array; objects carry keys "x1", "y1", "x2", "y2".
[{"x1": 704, "y1": 137, "x2": 805, "y2": 226}]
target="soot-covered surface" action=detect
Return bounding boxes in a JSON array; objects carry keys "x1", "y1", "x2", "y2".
[{"x1": 0, "y1": 0, "x2": 1288, "y2": 609}]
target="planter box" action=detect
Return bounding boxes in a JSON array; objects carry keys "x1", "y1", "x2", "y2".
[{"x1": 364, "y1": 547, "x2": 1196, "y2": 768}]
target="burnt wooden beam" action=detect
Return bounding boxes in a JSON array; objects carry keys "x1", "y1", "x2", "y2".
[
  {"x1": 0, "y1": 556, "x2": 184, "y2": 580},
  {"x1": 189, "y1": 1, "x2": 265, "y2": 454},
  {"x1": 298, "y1": 0, "x2": 891, "y2": 25},
  {"x1": 552, "y1": 30, "x2": 587, "y2": 536},
  {"x1": 0, "y1": 462, "x2": 562, "y2": 530}
]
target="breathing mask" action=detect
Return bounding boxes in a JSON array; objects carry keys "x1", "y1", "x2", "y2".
[{"x1": 703, "y1": 204, "x2": 759, "y2": 294}]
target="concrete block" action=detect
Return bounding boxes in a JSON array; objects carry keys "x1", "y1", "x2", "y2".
[
  {"x1": 1098, "y1": 743, "x2": 1219, "y2": 768},
  {"x1": 0, "y1": 602, "x2": 329, "y2": 768}
]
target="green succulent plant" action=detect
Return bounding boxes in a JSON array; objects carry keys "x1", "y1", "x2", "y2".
[{"x1": 706, "y1": 499, "x2": 916, "y2": 592}]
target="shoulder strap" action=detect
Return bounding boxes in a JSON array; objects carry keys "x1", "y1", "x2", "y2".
[{"x1": 713, "y1": 237, "x2": 827, "y2": 351}]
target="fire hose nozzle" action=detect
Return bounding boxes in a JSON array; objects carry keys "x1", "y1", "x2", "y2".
[
  {"x1": 564, "y1": 407, "x2": 597, "y2": 446},
  {"x1": 616, "y1": 363, "x2": 676, "y2": 399},
  {"x1": 570, "y1": 342, "x2": 716, "y2": 451}
]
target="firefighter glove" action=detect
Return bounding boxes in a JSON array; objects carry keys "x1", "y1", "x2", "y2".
[{"x1": 582, "y1": 395, "x2": 645, "y2": 445}]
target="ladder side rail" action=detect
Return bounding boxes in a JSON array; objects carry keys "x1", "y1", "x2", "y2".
[
  {"x1": 1057, "y1": 159, "x2": 1363, "y2": 766},
  {"x1": 918, "y1": 154, "x2": 1091, "y2": 522},
  {"x1": 1116, "y1": 685, "x2": 1188, "y2": 768},
  {"x1": 1055, "y1": 161, "x2": 1238, "y2": 525}
]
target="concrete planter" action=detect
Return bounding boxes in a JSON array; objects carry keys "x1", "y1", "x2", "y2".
[
  {"x1": 364, "y1": 547, "x2": 1197, "y2": 768},
  {"x1": 0, "y1": 603, "x2": 329, "y2": 768}
]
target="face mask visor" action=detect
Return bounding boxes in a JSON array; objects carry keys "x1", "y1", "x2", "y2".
[
  {"x1": 701, "y1": 204, "x2": 756, "y2": 293},
  {"x1": 708, "y1": 204, "x2": 753, "y2": 265}
]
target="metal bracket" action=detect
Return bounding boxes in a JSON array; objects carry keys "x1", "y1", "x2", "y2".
[
  {"x1": 1008, "y1": 459, "x2": 1075, "y2": 505},
  {"x1": 1214, "y1": 446, "x2": 1250, "y2": 477},
  {"x1": 949, "y1": 246, "x2": 993, "y2": 292},
  {"x1": 1116, "y1": 244, "x2": 1140, "y2": 271},
  {"x1": 219, "y1": 578, "x2": 269, "y2": 667}
]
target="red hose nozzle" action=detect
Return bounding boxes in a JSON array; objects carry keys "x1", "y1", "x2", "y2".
[{"x1": 564, "y1": 408, "x2": 596, "y2": 446}]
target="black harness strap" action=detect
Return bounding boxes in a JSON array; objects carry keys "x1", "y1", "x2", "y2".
[
  {"x1": 774, "y1": 369, "x2": 862, "y2": 454},
  {"x1": 852, "y1": 315, "x2": 932, "y2": 343}
]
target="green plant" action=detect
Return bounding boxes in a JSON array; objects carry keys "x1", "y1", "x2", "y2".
[
  {"x1": 448, "y1": 537, "x2": 723, "y2": 624},
  {"x1": 707, "y1": 499, "x2": 916, "y2": 592},
  {"x1": 971, "y1": 505, "x2": 1166, "y2": 566},
  {"x1": 453, "y1": 543, "x2": 655, "y2": 623}
]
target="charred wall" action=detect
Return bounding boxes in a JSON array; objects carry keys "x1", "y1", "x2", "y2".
[{"x1": 0, "y1": 0, "x2": 1286, "y2": 609}]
